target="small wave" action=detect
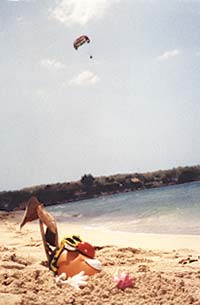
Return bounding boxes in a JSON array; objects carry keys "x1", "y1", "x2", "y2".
[
  {"x1": 48, "y1": 182, "x2": 200, "y2": 235},
  {"x1": 50, "y1": 211, "x2": 82, "y2": 220},
  {"x1": 71, "y1": 213, "x2": 82, "y2": 218}
]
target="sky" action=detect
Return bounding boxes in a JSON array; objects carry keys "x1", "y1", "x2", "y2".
[{"x1": 0, "y1": 0, "x2": 200, "y2": 191}]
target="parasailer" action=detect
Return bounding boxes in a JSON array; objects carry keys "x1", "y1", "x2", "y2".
[
  {"x1": 73, "y1": 35, "x2": 93, "y2": 59},
  {"x1": 73, "y1": 35, "x2": 90, "y2": 50}
]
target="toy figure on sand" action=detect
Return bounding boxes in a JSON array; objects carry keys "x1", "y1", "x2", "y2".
[
  {"x1": 20, "y1": 197, "x2": 102, "y2": 289},
  {"x1": 20, "y1": 197, "x2": 135, "y2": 290}
]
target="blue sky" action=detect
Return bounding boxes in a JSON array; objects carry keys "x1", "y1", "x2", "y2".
[{"x1": 0, "y1": 0, "x2": 200, "y2": 191}]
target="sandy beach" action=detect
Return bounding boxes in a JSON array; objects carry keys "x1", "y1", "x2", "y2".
[{"x1": 1, "y1": 211, "x2": 200, "y2": 305}]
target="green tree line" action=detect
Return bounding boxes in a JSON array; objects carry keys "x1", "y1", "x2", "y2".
[{"x1": 0, "y1": 165, "x2": 200, "y2": 211}]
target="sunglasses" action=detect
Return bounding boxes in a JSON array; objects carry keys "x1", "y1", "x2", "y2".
[{"x1": 61, "y1": 235, "x2": 82, "y2": 248}]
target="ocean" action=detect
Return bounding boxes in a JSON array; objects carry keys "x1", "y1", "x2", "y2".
[{"x1": 47, "y1": 181, "x2": 200, "y2": 235}]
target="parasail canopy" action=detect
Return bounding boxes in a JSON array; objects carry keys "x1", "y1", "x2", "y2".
[{"x1": 73, "y1": 35, "x2": 90, "y2": 50}]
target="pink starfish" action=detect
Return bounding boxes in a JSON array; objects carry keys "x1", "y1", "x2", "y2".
[{"x1": 113, "y1": 269, "x2": 136, "y2": 289}]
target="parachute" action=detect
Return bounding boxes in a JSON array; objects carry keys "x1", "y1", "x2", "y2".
[{"x1": 73, "y1": 35, "x2": 90, "y2": 50}]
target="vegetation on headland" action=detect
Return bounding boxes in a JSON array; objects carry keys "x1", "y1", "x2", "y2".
[{"x1": 0, "y1": 165, "x2": 200, "y2": 211}]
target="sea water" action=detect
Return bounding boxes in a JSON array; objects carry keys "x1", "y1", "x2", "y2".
[{"x1": 47, "y1": 181, "x2": 200, "y2": 235}]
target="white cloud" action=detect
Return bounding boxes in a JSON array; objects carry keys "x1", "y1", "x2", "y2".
[
  {"x1": 35, "y1": 89, "x2": 47, "y2": 98},
  {"x1": 40, "y1": 58, "x2": 66, "y2": 70},
  {"x1": 157, "y1": 49, "x2": 180, "y2": 61},
  {"x1": 7, "y1": 0, "x2": 31, "y2": 2},
  {"x1": 195, "y1": 50, "x2": 200, "y2": 57},
  {"x1": 68, "y1": 70, "x2": 100, "y2": 86},
  {"x1": 51, "y1": 0, "x2": 112, "y2": 26}
]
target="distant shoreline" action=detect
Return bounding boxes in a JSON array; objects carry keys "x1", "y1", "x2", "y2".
[{"x1": 0, "y1": 165, "x2": 200, "y2": 211}]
